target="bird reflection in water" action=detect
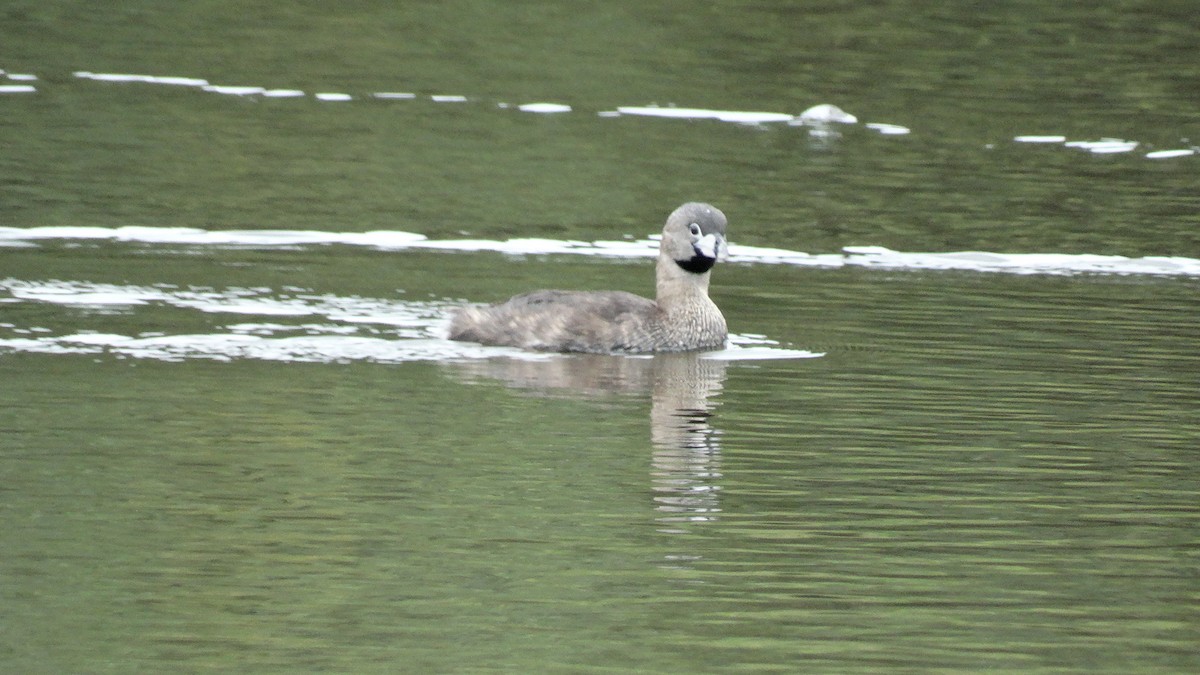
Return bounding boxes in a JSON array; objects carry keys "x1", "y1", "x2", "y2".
[
  {"x1": 647, "y1": 354, "x2": 725, "y2": 533},
  {"x1": 444, "y1": 352, "x2": 727, "y2": 532}
]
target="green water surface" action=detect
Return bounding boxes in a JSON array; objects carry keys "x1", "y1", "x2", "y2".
[{"x1": 2, "y1": 2, "x2": 1199, "y2": 672}]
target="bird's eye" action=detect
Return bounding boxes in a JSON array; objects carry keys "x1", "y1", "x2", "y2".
[{"x1": 688, "y1": 223, "x2": 702, "y2": 237}]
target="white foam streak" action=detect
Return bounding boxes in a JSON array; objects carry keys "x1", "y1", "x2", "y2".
[
  {"x1": 1065, "y1": 138, "x2": 1139, "y2": 154},
  {"x1": 48, "y1": 73, "x2": 1198, "y2": 163},
  {"x1": 730, "y1": 244, "x2": 845, "y2": 268},
  {"x1": 711, "y1": 334, "x2": 823, "y2": 361},
  {"x1": 842, "y1": 246, "x2": 1200, "y2": 276},
  {"x1": 1014, "y1": 135, "x2": 1068, "y2": 143},
  {"x1": 1, "y1": 227, "x2": 1197, "y2": 277},
  {"x1": 203, "y1": 85, "x2": 266, "y2": 96},
  {"x1": 518, "y1": 102, "x2": 572, "y2": 113},
  {"x1": 614, "y1": 103, "x2": 861, "y2": 127},
  {"x1": 1013, "y1": 135, "x2": 1144, "y2": 155},
  {"x1": 1146, "y1": 149, "x2": 1195, "y2": 159},
  {"x1": 704, "y1": 345, "x2": 823, "y2": 361},
  {"x1": 75, "y1": 71, "x2": 210, "y2": 87},
  {"x1": 0, "y1": 332, "x2": 509, "y2": 364},
  {"x1": 615, "y1": 106, "x2": 795, "y2": 124},
  {"x1": 1013, "y1": 136, "x2": 1198, "y2": 159},
  {"x1": 0, "y1": 280, "x2": 449, "y2": 325},
  {"x1": 0, "y1": 278, "x2": 488, "y2": 363},
  {"x1": 0, "y1": 226, "x2": 429, "y2": 248},
  {"x1": 865, "y1": 122, "x2": 911, "y2": 135}
]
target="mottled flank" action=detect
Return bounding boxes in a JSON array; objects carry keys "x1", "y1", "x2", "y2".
[{"x1": 449, "y1": 202, "x2": 729, "y2": 353}]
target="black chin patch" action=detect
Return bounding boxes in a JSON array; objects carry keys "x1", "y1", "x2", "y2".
[{"x1": 675, "y1": 254, "x2": 717, "y2": 274}]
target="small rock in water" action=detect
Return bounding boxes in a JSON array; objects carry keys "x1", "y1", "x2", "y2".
[{"x1": 794, "y1": 104, "x2": 858, "y2": 125}]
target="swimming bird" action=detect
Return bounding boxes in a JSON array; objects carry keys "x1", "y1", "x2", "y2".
[{"x1": 448, "y1": 202, "x2": 729, "y2": 353}]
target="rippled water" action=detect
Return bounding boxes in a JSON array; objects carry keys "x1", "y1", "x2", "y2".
[
  {"x1": 3, "y1": 2, "x2": 1199, "y2": 672},
  {"x1": 3, "y1": 235, "x2": 1197, "y2": 673}
]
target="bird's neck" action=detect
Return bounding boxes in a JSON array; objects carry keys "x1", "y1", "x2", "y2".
[{"x1": 655, "y1": 251, "x2": 712, "y2": 309}]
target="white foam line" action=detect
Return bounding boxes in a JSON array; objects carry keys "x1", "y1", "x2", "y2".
[
  {"x1": 1146, "y1": 149, "x2": 1195, "y2": 159},
  {"x1": 0, "y1": 85, "x2": 36, "y2": 94},
  {"x1": 406, "y1": 237, "x2": 660, "y2": 258},
  {"x1": 842, "y1": 246, "x2": 1200, "y2": 276},
  {"x1": 1, "y1": 227, "x2": 1197, "y2": 277},
  {"x1": 0, "y1": 226, "x2": 430, "y2": 247},
  {"x1": 615, "y1": 106, "x2": 795, "y2": 124},
  {"x1": 614, "y1": 103, "x2": 861, "y2": 126},
  {"x1": 74, "y1": 71, "x2": 209, "y2": 87},
  {"x1": 1064, "y1": 138, "x2": 1139, "y2": 154},
  {"x1": 703, "y1": 345, "x2": 824, "y2": 361},
  {"x1": 730, "y1": 245, "x2": 845, "y2": 268},
  {"x1": 1014, "y1": 135, "x2": 1067, "y2": 143},
  {"x1": 39, "y1": 74, "x2": 1200, "y2": 166},
  {"x1": 0, "y1": 279, "x2": 447, "y2": 321},
  {"x1": 865, "y1": 122, "x2": 911, "y2": 135},
  {"x1": 203, "y1": 85, "x2": 265, "y2": 96},
  {"x1": 0, "y1": 333, "x2": 521, "y2": 364},
  {"x1": 46, "y1": 75, "x2": 1199, "y2": 167},
  {"x1": 518, "y1": 102, "x2": 572, "y2": 114},
  {"x1": 0, "y1": 278, "x2": 549, "y2": 363}
]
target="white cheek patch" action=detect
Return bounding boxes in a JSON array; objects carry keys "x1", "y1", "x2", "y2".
[{"x1": 694, "y1": 233, "x2": 721, "y2": 259}]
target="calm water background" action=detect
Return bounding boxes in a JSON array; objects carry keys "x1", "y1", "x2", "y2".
[{"x1": 2, "y1": 2, "x2": 1199, "y2": 672}]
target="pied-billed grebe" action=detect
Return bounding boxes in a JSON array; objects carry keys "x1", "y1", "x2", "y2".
[{"x1": 448, "y1": 202, "x2": 729, "y2": 353}]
